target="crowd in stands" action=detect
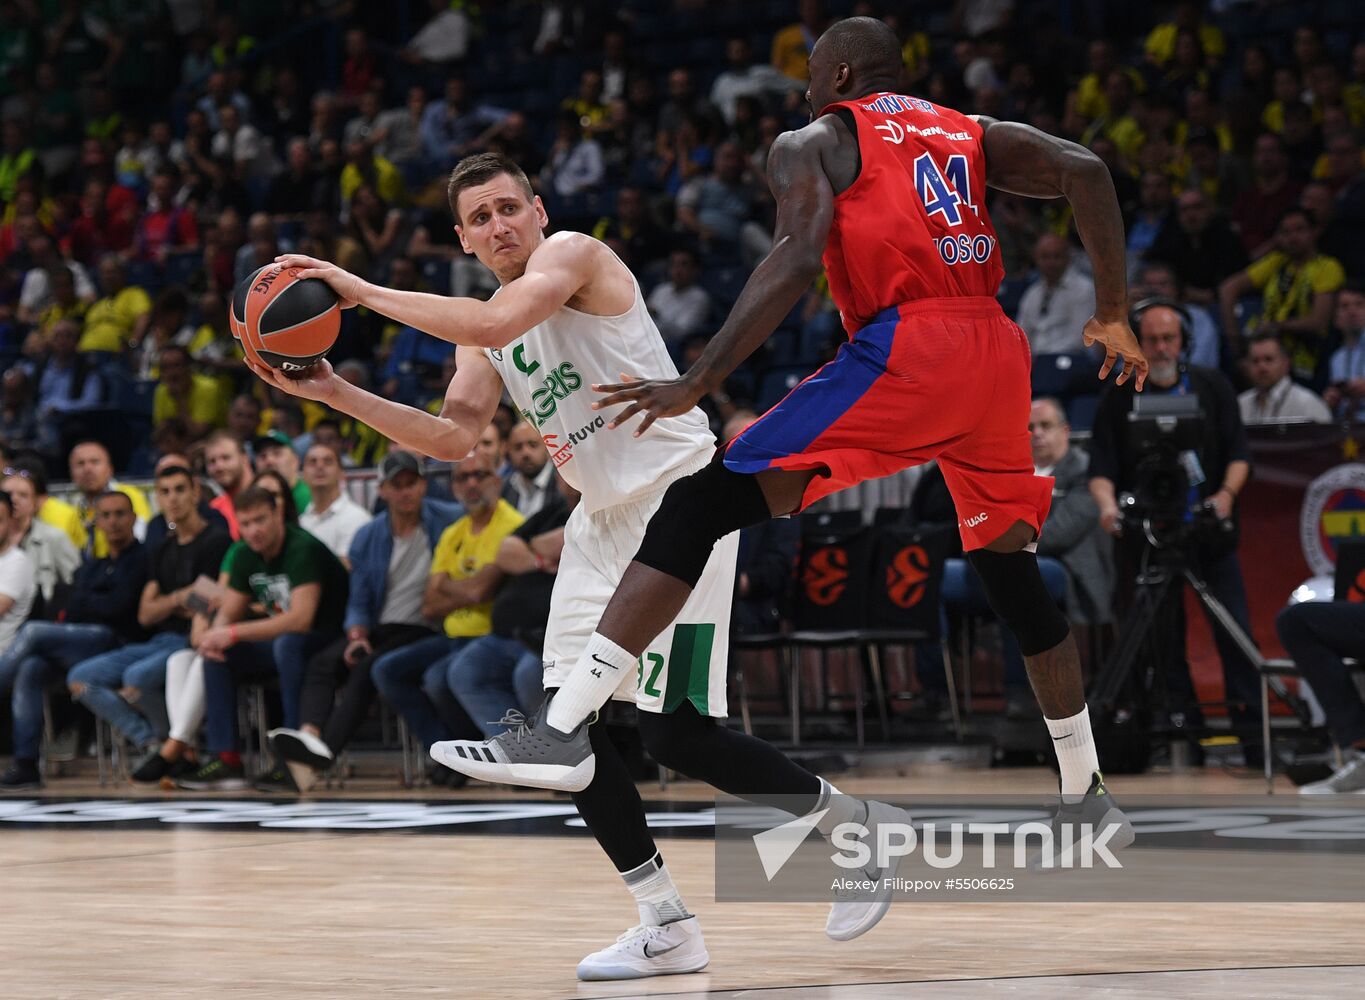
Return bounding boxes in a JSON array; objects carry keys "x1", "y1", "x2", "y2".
[{"x1": 2, "y1": 0, "x2": 1365, "y2": 786}]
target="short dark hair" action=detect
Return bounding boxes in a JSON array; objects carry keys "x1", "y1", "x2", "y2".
[
  {"x1": 447, "y1": 152, "x2": 535, "y2": 223},
  {"x1": 1247, "y1": 331, "x2": 1289, "y2": 357},
  {"x1": 251, "y1": 470, "x2": 299, "y2": 522},
  {"x1": 94, "y1": 490, "x2": 134, "y2": 513},
  {"x1": 4, "y1": 455, "x2": 47, "y2": 495},
  {"x1": 233, "y1": 483, "x2": 279, "y2": 514},
  {"x1": 155, "y1": 464, "x2": 196, "y2": 484}
]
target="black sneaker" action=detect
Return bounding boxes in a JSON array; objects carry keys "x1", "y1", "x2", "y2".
[
  {"x1": 1029, "y1": 771, "x2": 1136, "y2": 870},
  {"x1": 0, "y1": 759, "x2": 42, "y2": 790},
  {"x1": 268, "y1": 727, "x2": 335, "y2": 771},
  {"x1": 252, "y1": 764, "x2": 298, "y2": 793},
  {"x1": 131, "y1": 750, "x2": 172, "y2": 784},
  {"x1": 178, "y1": 757, "x2": 247, "y2": 790}
]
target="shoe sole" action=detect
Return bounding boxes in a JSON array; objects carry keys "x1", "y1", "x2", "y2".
[
  {"x1": 177, "y1": 778, "x2": 248, "y2": 790},
  {"x1": 429, "y1": 741, "x2": 596, "y2": 792},
  {"x1": 271, "y1": 732, "x2": 334, "y2": 772},
  {"x1": 576, "y1": 950, "x2": 710, "y2": 981}
]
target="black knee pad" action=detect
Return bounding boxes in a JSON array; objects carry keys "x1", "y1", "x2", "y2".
[
  {"x1": 966, "y1": 549, "x2": 1070, "y2": 656},
  {"x1": 634, "y1": 452, "x2": 771, "y2": 587}
]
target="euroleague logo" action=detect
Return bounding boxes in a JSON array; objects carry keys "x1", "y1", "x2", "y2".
[
  {"x1": 803, "y1": 546, "x2": 849, "y2": 606},
  {"x1": 1349, "y1": 568, "x2": 1365, "y2": 603},
  {"x1": 885, "y1": 545, "x2": 930, "y2": 608},
  {"x1": 1298, "y1": 464, "x2": 1365, "y2": 577}
]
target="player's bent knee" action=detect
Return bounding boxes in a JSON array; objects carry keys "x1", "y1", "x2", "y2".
[
  {"x1": 966, "y1": 548, "x2": 1070, "y2": 656},
  {"x1": 634, "y1": 454, "x2": 771, "y2": 588},
  {"x1": 981, "y1": 518, "x2": 1037, "y2": 553},
  {"x1": 637, "y1": 708, "x2": 708, "y2": 771}
]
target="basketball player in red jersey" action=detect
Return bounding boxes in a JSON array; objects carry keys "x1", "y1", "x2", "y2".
[{"x1": 436, "y1": 12, "x2": 1143, "y2": 905}]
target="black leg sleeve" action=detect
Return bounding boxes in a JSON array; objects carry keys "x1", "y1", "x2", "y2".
[{"x1": 567, "y1": 704, "x2": 660, "y2": 873}]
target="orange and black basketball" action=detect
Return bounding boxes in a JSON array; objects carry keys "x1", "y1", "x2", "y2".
[
  {"x1": 229, "y1": 265, "x2": 269, "y2": 367},
  {"x1": 241, "y1": 263, "x2": 340, "y2": 375}
]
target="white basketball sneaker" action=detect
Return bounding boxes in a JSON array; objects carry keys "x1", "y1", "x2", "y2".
[
  {"x1": 826, "y1": 799, "x2": 913, "y2": 941},
  {"x1": 576, "y1": 917, "x2": 709, "y2": 981}
]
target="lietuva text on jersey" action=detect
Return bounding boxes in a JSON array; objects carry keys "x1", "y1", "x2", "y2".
[{"x1": 820, "y1": 93, "x2": 1005, "y2": 335}]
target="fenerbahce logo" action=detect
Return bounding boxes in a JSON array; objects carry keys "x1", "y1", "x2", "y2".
[{"x1": 1299, "y1": 463, "x2": 1365, "y2": 577}]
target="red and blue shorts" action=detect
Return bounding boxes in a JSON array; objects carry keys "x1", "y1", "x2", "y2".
[{"x1": 725, "y1": 296, "x2": 1053, "y2": 551}]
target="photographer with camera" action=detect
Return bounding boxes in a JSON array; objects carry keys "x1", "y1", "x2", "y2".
[{"x1": 1088, "y1": 298, "x2": 1260, "y2": 763}]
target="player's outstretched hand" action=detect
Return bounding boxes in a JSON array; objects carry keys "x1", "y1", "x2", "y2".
[
  {"x1": 272, "y1": 253, "x2": 363, "y2": 308},
  {"x1": 1083, "y1": 316, "x2": 1148, "y2": 391},
  {"x1": 246, "y1": 357, "x2": 341, "y2": 403},
  {"x1": 592, "y1": 373, "x2": 704, "y2": 437}
]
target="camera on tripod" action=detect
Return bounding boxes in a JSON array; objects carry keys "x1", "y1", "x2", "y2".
[{"x1": 1116, "y1": 394, "x2": 1232, "y2": 550}]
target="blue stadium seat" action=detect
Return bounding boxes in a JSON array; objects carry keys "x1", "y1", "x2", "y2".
[
  {"x1": 1067, "y1": 394, "x2": 1100, "y2": 433},
  {"x1": 1031, "y1": 352, "x2": 1092, "y2": 398}
]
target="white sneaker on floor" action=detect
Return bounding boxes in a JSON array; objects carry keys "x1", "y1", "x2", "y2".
[
  {"x1": 1299, "y1": 750, "x2": 1365, "y2": 794},
  {"x1": 826, "y1": 799, "x2": 913, "y2": 942},
  {"x1": 576, "y1": 917, "x2": 709, "y2": 981}
]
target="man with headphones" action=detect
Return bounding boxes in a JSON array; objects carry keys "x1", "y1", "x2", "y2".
[{"x1": 1087, "y1": 296, "x2": 1261, "y2": 765}]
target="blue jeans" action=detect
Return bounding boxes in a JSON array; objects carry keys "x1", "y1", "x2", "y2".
[
  {"x1": 372, "y1": 634, "x2": 473, "y2": 750},
  {"x1": 0, "y1": 621, "x2": 120, "y2": 760},
  {"x1": 513, "y1": 652, "x2": 546, "y2": 719},
  {"x1": 202, "y1": 632, "x2": 336, "y2": 754},
  {"x1": 68, "y1": 632, "x2": 187, "y2": 748},
  {"x1": 446, "y1": 634, "x2": 545, "y2": 737}
]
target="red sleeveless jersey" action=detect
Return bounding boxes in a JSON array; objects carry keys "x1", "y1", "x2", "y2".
[{"x1": 820, "y1": 93, "x2": 1004, "y2": 334}]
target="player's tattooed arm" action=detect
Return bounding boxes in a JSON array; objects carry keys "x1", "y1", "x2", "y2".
[
  {"x1": 975, "y1": 116, "x2": 1147, "y2": 389},
  {"x1": 594, "y1": 124, "x2": 837, "y2": 435}
]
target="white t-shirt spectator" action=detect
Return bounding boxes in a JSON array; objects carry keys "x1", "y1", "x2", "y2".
[
  {"x1": 1014, "y1": 268, "x2": 1096, "y2": 356},
  {"x1": 647, "y1": 281, "x2": 713, "y2": 342},
  {"x1": 546, "y1": 138, "x2": 604, "y2": 197},
  {"x1": 709, "y1": 65, "x2": 803, "y2": 124},
  {"x1": 408, "y1": 8, "x2": 470, "y2": 63},
  {"x1": 19, "y1": 262, "x2": 96, "y2": 315},
  {"x1": 1237, "y1": 376, "x2": 1333, "y2": 424},
  {"x1": 300, "y1": 493, "x2": 372, "y2": 562},
  {"x1": 0, "y1": 544, "x2": 36, "y2": 654},
  {"x1": 212, "y1": 124, "x2": 277, "y2": 182}
]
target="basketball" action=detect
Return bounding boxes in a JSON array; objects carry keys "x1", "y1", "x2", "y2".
[
  {"x1": 240, "y1": 263, "x2": 340, "y2": 375},
  {"x1": 229, "y1": 264, "x2": 268, "y2": 367}
]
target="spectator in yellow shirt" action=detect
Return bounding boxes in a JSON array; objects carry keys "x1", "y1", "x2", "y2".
[
  {"x1": 68, "y1": 440, "x2": 152, "y2": 558},
  {"x1": 339, "y1": 139, "x2": 405, "y2": 207},
  {"x1": 79, "y1": 256, "x2": 151, "y2": 354},
  {"x1": 1220, "y1": 207, "x2": 1345, "y2": 380},
  {"x1": 35, "y1": 267, "x2": 88, "y2": 342},
  {"x1": 152, "y1": 346, "x2": 228, "y2": 443},
  {"x1": 371, "y1": 447, "x2": 524, "y2": 753},
  {"x1": 1144, "y1": 2, "x2": 1225, "y2": 67},
  {"x1": 770, "y1": 0, "x2": 829, "y2": 82}
]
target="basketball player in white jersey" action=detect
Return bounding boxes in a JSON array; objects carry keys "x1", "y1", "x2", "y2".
[{"x1": 255, "y1": 154, "x2": 902, "y2": 981}]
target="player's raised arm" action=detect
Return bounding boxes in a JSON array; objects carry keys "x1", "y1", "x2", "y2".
[
  {"x1": 246, "y1": 346, "x2": 502, "y2": 462},
  {"x1": 275, "y1": 233, "x2": 596, "y2": 351},
  {"x1": 975, "y1": 116, "x2": 1147, "y2": 390}
]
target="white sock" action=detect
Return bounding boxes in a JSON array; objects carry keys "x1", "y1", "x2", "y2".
[
  {"x1": 1045, "y1": 706, "x2": 1100, "y2": 800},
  {"x1": 811, "y1": 777, "x2": 867, "y2": 838},
  {"x1": 547, "y1": 632, "x2": 634, "y2": 733},
  {"x1": 621, "y1": 853, "x2": 690, "y2": 925}
]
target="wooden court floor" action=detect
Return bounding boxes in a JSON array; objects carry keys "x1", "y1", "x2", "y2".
[{"x1": 3, "y1": 768, "x2": 1362, "y2": 999}]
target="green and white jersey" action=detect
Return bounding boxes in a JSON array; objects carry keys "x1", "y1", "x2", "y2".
[{"x1": 483, "y1": 266, "x2": 713, "y2": 514}]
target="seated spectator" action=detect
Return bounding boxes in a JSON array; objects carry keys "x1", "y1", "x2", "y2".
[
  {"x1": 1324, "y1": 283, "x2": 1365, "y2": 422},
  {"x1": 267, "y1": 451, "x2": 462, "y2": 788},
  {"x1": 202, "y1": 430, "x2": 253, "y2": 538},
  {"x1": 265, "y1": 138, "x2": 329, "y2": 218},
  {"x1": 233, "y1": 212, "x2": 292, "y2": 286},
  {"x1": 79, "y1": 255, "x2": 151, "y2": 354},
  {"x1": 710, "y1": 36, "x2": 804, "y2": 125},
  {"x1": 503, "y1": 421, "x2": 561, "y2": 518},
  {"x1": 226, "y1": 393, "x2": 263, "y2": 449},
  {"x1": 254, "y1": 429, "x2": 310, "y2": 513},
  {"x1": 152, "y1": 345, "x2": 228, "y2": 442},
  {"x1": 339, "y1": 138, "x2": 406, "y2": 209},
  {"x1": 371, "y1": 447, "x2": 522, "y2": 761},
  {"x1": 591, "y1": 187, "x2": 668, "y2": 273},
  {"x1": 647, "y1": 249, "x2": 713, "y2": 345},
  {"x1": 771, "y1": 0, "x2": 829, "y2": 81},
  {"x1": 448, "y1": 477, "x2": 580, "y2": 736},
  {"x1": 298, "y1": 443, "x2": 370, "y2": 566},
  {"x1": 0, "y1": 368, "x2": 39, "y2": 454},
  {"x1": 68, "y1": 439, "x2": 151, "y2": 557},
  {"x1": 401, "y1": 0, "x2": 471, "y2": 69},
  {"x1": 541, "y1": 111, "x2": 605, "y2": 199},
  {"x1": 135, "y1": 169, "x2": 199, "y2": 261},
  {"x1": 3, "y1": 464, "x2": 79, "y2": 612},
  {"x1": 1144, "y1": 1, "x2": 1225, "y2": 68},
  {"x1": 1133, "y1": 261, "x2": 1221, "y2": 369},
  {"x1": 1275, "y1": 599, "x2": 1365, "y2": 794},
  {"x1": 178, "y1": 485, "x2": 348, "y2": 791},
  {"x1": 130, "y1": 287, "x2": 195, "y2": 379},
  {"x1": 211, "y1": 104, "x2": 277, "y2": 185},
  {"x1": 32, "y1": 321, "x2": 103, "y2": 456},
  {"x1": 35, "y1": 267, "x2": 88, "y2": 340},
  {"x1": 0, "y1": 491, "x2": 143, "y2": 789},
  {"x1": 17, "y1": 234, "x2": 95, "y2": 325},
  {"x1": 419, "y1": 76, "x2": 507, "y2": 167},
  {"x1": 1220, "y1": 207, "x2": 1345, "y2": 382},
  {"x1": 1127, "y1": 171, "x2": 1173, "y2": 265},
  {"x1": 1146, "y1": 187, "x2": 1247, "y2": 305},
  {"x1": 143, "y1": 452, "x2": 230, "y2": 551},
  {"x1": 373, "y1": 86, "x2": 428, "y2": 170},
  {"x1": 381, "y1": 324, "x2": 454, "y2": 403},
  {"x1": 1231, "y1": 133, "x2": 1302, "y2": 258},
  {"x1": 1238, "y1": 333, "x2": 1332, "y2": 424},
  {"x1": 71, "y1": 464, "x2": 232, "y2": 778},
  {"x1": 561, "y1": 68, "x2": 610, "y2": 134},
  {"x1": 675, "y1": 141, "x2": 772, "y2": 268},
  {"x1": 1014, "y1": 234, "x2": 1096, "y2": 355},
  {"x1": 186, "y1": 289, "x2": 243, "y2": 391},
  {"x1": 343, "y1": 90, "x2": 383, "y2": 147}
]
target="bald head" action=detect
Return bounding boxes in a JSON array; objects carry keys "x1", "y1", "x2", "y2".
[{"x1": 807, "y1": 17, "x2": 903, "y2": 115}]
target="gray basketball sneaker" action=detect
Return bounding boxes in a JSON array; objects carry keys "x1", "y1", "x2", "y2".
[
  {"x1": 1028, "y1": 771, "x2": 1136, "y2": 870},
  {"x1": 1299, "y1": 750, "x2": 1365, "y2": 795},
  {"x1": 429, "y1": 699, "x2": 597, "y2": 791}
]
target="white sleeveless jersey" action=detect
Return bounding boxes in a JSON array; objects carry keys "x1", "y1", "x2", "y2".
[{"x1": 483, "y1": 275, "x2": 713, "y2": 513}]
